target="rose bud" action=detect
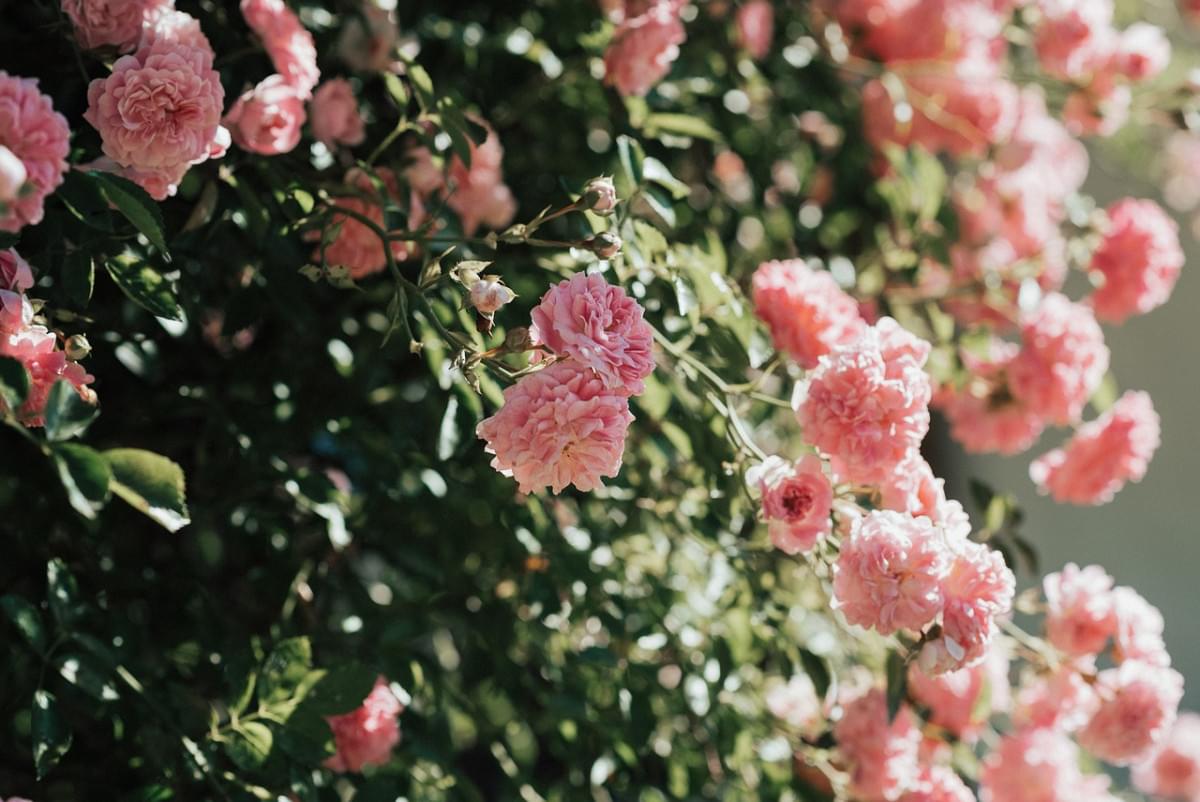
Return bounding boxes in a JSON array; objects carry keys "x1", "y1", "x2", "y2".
[{"x1": 582, "y1": 176, "x2": 618, "y2": 214}]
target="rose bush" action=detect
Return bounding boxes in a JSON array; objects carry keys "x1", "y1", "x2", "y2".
[{"x1": 0, "y1": 0, "x2": 1198, "y2": 800}]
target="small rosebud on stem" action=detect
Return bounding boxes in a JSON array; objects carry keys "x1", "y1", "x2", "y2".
[
  {"x1": 64, "y1": 334, "x2": 91, "y2": 362},
  {"x1": 587, "y1": 232, "x2": 623, "y2": 259},
  {"x1": 581, "y1": 176, "x2": 618, "y2": 215}
]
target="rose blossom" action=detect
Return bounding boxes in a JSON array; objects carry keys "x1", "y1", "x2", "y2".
[
  {"x1": 225, "y1": 76, "x2": 307, "y2": 156},
  {"x1": 603, "y1": 0, "x2": 687, "y2": 97},
  {"x1": 338, "y1": 1, "x2": 400, "y2": 72},
  {"x1": 1013, "y1": 667, "x2": 1099, "y2": 732},
  {"x1": 1043, "y1": 563, "x2": 1116, "y2": 659},
  {"x1": 0, "y1": 325, "x2": 96, "y2": 427},
  {"x1": 530, "y1": 272, "x2": 655, "y2": 396},
  {"x1": 835, "y1": 686, "x2": 921, "y2": 802},
  {"x1": 468, "y1": 276, "x2": 515, "y2": 315},
  {"x1": 240, "y1": 0, "x2": 320, "y2": 98},
  {"x1": 751, "y1": 454, "x2": 833, "y2": 554},
  {"x1": 909, "y1": 644, "x2": 1009, "y2": 739},
  {"x1": 445, "y1": 121, "x2": 517, "y2": 236},
  {"x1": 751, "y1": 259, "x2": 864, "y2": 369},
  {"x1": 0, "y1": 73, "x2": 70, "y2": 231},
  {"x1": 1132, "y1": 713, "x2": 1200, "y2": 801},
  {"x1": 830, "y1": 0, "x2": 1010, "y2": 64},
  {"x1": 316, "y1": 167, "x2": 422, "y2": 279},
  {"x1": 0, "y1": 145, "x2": 26, "y2": 204},
  {"x1": 934, "y1": 374, "x2": 1045, "y2": 458},
  {"x1": 62, "y1": 0, "x2": 168, "y2": 52},
  {"x1": 1008, "y1": 293, "x2": 1109, "y2": 425},
  {"x1": 921, "y1": 539, "x2": 1014, "y2": 673},
  {"x1": 794, "y1": 318, "x2": 931, "y2": 484},
  {"x1": 1088, "y1": 198, "x2": 1183, "y2": 323},
  {"x1": 765, "y1": 673, "x2": 821, "y2": 733},
  {"x1": 980, "y1": 727, "x2": 1095, "y2": 802},
  {"x1": 1111, "y1": 23, "x2": 1171, "y2": 82},
  {"x1": 833, "y1": 510, "x2": 949, "y2": 635},
  {"x1": 324, "y1": 677, "x2": 402, "y2": 773},
  {"x1": 309, "y1": 79, "x2": 366, "y2": 148},
  {"x1": 1030, "y1": 391, "x2": 1160, "y2": 505},
  {"x1": 878, "y1": 453, "x2": 947, "y2": 522},
  {"x1": 1079, "y1": 660, "x2": 1184, "y2": 765},
  {"x1": 899, "y1": 766, "x2": 976, "y2": 802},
  {"x1": 476, "y1": 360, "x2": 635, "y2": 494},
  {"x1": 137, "y1": 6, "x2": 213, "y2": 58},
  {"x1": 1113, "y1": 585, "x2": 1170, "y2": 667},
  {"x1": 84, "y1": 44, "x2": 227, "y2": 200},
  {"x1": 1033, "y1": 0, "x2": 1116, "y2": 81},
  {"x1": 1062, "y1": 80, "x2": 1131, "y2": 138},
  {"x1": 736, "y1": 0, "x2": 774, "y2": 60},
  {"x1": 0, "y1": 249, "x2": 34, "y2": 292}
]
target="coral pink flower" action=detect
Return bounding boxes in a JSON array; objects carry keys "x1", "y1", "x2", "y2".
[
  {"x1": 309, "y1": 78, "x2": 366, "y2": 148},
  {"x1": 899, "y1": 766, "x2": 976, "y2": 802},
  {"x1": 136, "y1": 6, "x2": 213, "y2": 60},
  {"x1": 735, "y1": 0, "x2": 774, "y2": 60},
  {"x1": 84, "y1": 45, "x2": 227, "y2": 201},
  {"x1": 835, "y1": 686, "x2": 921, "y2": 802},
  {"x1": 1111, "y1": 23, "x2": 1171, "y2": 82},
  {"x1": 831, "y1": 0, "x2": 1010, "y2": 65},
  {"x1": 1008, "y1": 293, "x2": 1109, "y2": 425},
  {"x1": 1043, "y1": 563, "x2": 1117, "y2": 659},
  {"x1": 603, "y1": 0, "x2": 686, "y2": 97},
  {"x1": 337, "y1": 1, "x2": 400, "y2": 72},
  {"x1": 1013, "y1": 667, "x2": 1099, "y2": 732},
  {"x1": 324, "y1": 677, "x2": 402, "y2": 773},
  {"x1": 445, "y1": 121, "x2": 517, "y2": 236},
  {"x1": 0, "y1": 73, "x2": 70, "y2": 232},
  {"x1": 1033, "y1": 0, "x2": 1116, "y2": 81},
  {"x1": 240, "y1": 0, "x2": 320, "y2": 98},
  {"x1": 1113, "y1": 585, "x2": 1170, "y2": 668},
  {"x1": 225, "y1": 75, "x2": 307, "y2": 156},
  {"x1": 922, "y1": 539, "x2": 1014, "y2": 673},
  {"x1": 1030, "y1": 390, "x2": 1160, "y2": 505},
  {"x1": 878, "y1": 453, "x2": 947, "y2": 522},
  {"x1": 1079, "y1": 661, "x2": 1184, "y2": 765},
  {"x1": 0, "y1": 249, "x2": 34, "y2": 292},
  {"x1": 1088, "y1": 198, "x2": 1184, "y2": 323},
  {"x1": 765, "y1": 673, "x2": 821, "y2": 732},
  {"x1": 751, "y1": 259, "x2": 864, "y2": 369},
  {"x1": 316, "y1": 167, "x2": 421, "y2": 279},
  {"x1": 795, "y1": 318, "x2": 931, "y2": 484},
  {"x1": 980, "y1": 727, "x2": 1093, "y2": 802},
  {"x1": 751, "y1": 454, "x2": 833, "y2": 554},
  {"x1": 530, "y1": 272, "x2": 655, "y2": 395},
  {"x1": 1133, "y1": 713, "x2": 1200, "y2": 801},
  {"x1": 909, "y1": 645, "x2": 1008, "y2": 739},
  {"x1": 934, "y1": 340, "x2": 1044, "y2": 456},
  {"x1": 1062, "y1": 80, "x2": 1131, "y2": 138},
  {"x1": 833, "y1": 510, "x2": 949, "y2": 635},
  {"x1": 62, "y1": 0, "x2": 168, "y2": 52},
  {"x1": 0, "y1": 325, "x2": 96, "y2": 427},
  {"x1": 476, "y1": 360, "x2": 635, "y2": 494}
]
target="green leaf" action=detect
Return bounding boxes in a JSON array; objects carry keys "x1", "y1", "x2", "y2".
[
  {"x1": 224, "y1": 721, "x2": 273, "y2": 771},
  {"x1": 32, "y1": 690, "x2": 72, "y2": 779},
  {"x1": 885, "y1": 651, "x2": 908, "y2": 722},
  {"x1": 0, "y1": 595, "x2": 46, "y2": 652},
  {"x1": 300, "y1": 663, "x2": 379, "y2": 716},
  {"x1": 62, "y1": 250, "x2": 96, "y2": 307},
  {"x1": 407, "y1": 62, "x2": 436, "y2": 110},
  {"x1": 0, "y1": 354, "x2": 29, "y2": 410},
  {"x1": 44, "y1": 380, "x2": 100, "y2": 442},
  {"x1": 798, "y1": 649, "x2": 832, "y2": 699},
  {"x1": 259, "y1": 637, "x2": 313, "y2": 706},
  {"x1": 47, "y1": 558, "x2": 84, "y2": 627},
  {"x1": 616, "y1": 135, "x2": 645, "y2": 188},
  {"x1": 56, "y1": 649, "x2": 121, "y2": 701},
  {"x1": 54, "y1": 443, "x2": 112, "y2": 519},
  {"x1": 382, "y1": 72, "x2": 408, "y2": 107},
  {"x1": 89, "y1": 171, "x2": 169, "y2": 254},
  {"x1": 104, "y1": 251, "x2": 183, "y2": 321},
  {"x1": 436, "y1": 395, "x2": 461, "y2": 461},
  {"x1": 102, "y1": 448, "x2": 190, "y2": 532},
  {"x1": 642, "y1": 157, "x2": 691, "y2": 200},
  {"x1": 643, "y1": 113, "x2": 724, "y2": 142}
]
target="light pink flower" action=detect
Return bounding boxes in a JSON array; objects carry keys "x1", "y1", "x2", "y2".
[
  {"x1": 1079, "y1": 661, "x2": 1184, "y2": 765},
  {"x1": 137, "y1": 6, "x2": 213, "y2": 58},
  {"x1": 603, "y1": 0, "x2": 687, "y2": 97},
  {"x1": 1030, "y1": 390, "x2": 1160, "y2": 505},
  {"x1": 909, "y1": 644, "x2": 1008, "y2": 739},
  {"x1": 750, "y1": 259, "x2": 864, "y2": 369},
  {"x1": 225, "y1": 75, "x2": 306, "y2": 156},
  {"x1": 1033, "y1": 0, "x2": 1116, "y2": 81},
  {"x1": 1062, "y1": 80, "x2": 1131, "y2": 138},
  {"x1": 337, "y1": 2, "x2": 400, "y2": 72},
  {"x1": 795, "y1": 318, "x2": 931, "y2": 484},
  {"x1": 1113, "y1": 585, "x2": 1170, "y2": 668},
  {"x1": 324, "y1": 677, "x2": 402, "y2": 773},
  {"x1": 736, "y1": 0, "x2": 774, "y2": 60},
  {"x1": 240, "y1": 0, "x2": 320, "y2": 98},
  {"x1": 0, "y1": 290, "x2": 32, "y2": 335},
  {"x1": 831, "y1": 0, "x2": 1010, "y2": 65},
  {"x1": 309, "y1": 79, "x2": 366, "y2": 148},
  {"x1": 878, "y1": 453, "x2": 947, "y2": 522},
  {"x1": 835, "y1": 687, "x2": 921, "y2": 802},
  {"x1": 62, "y1": 0, "x2": 168, "y2": 52},
  {"x1": 476, "y1": 360, "x2": 635, "y2": 494},
  {"x1": 316, "y1": 167, "x2": 422, "y2": 279},
  {"x1": 752, "y1": 454, "x2": 833, "y2": 554},
  {"x1": 1132, "y1": 713, "x2": 1200, "y2": 801},
  {"x1": 899, "y1": 766, "x2": 976, "y2": 802},
  {"x1": 0, "y1": 73, "x2": 70, "y2": 232},
  {"x1": 0, "y1": 249, "x2": 34, "y2": 292},
  {"x1": 765, "y1": 673, "x2": 821, "y2": 732},
  {"x1": 468, "y1": 276, "x2": 515, "y2": 315},
  {"x1": 446, "y1": 121, "x2": 517, "y2": 236},
  {"x1": 84, "y1": 45, "x2": 227, "y2": 201},
  {"x1": 922, "y1": 539, "x2": 1014, "y2": 673},
  {"x1": 0, "y1": 325, "x2": 96, "y2": 427},
  {"x1": 979, "y1": 727, "x2": 1093, "y2": 802},
  {"x1": 0, "y1": 146, "x2": 26, "y2": 204},
  {"x1": 1008, "y1": 293, "x2": 1109, "y2": 426},
  {"x1": 1043, "y1": 563, "x2": 1117, "y2": 659},
  {"x1": 833, "y1": 510, "x2": 949, "y2": 635},
  {"x1": 1088, "y1": 198, "x2": 1183, "y2": 323},
  {"x1": 1163, "y1": 132, "x2": 1200, "y2": 212},
  {"x1": 1111, "y1": 23, "x2": 1171, "y2": 82},
  {"x1": 1013, "y1": 667, "x2": 1100, "y2": 733},
  {"x1": 530, "y1": 272, "x2": 655, "y2": 396}
]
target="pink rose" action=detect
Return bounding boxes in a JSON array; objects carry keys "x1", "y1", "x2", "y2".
[
  {"x1": 467, "y1": 276, "x2": 515, "y2": 315},
  {"x1": 752, "y1": 454, "x2": 833, "y2": 554},
  {"x1": 1111, "y1": 23, "x2": 1171, "y2": 81},
  {"x1": 530, "y1": 272, "x2": 655, "y2": 396},
  {"x1": 0, "y1": 324, "x2": 96, "y2": 427},
  {"x1": 764, "y1": 674, "x2": 821, "y2": 732},
  {"x1": 476, "y1": 360, "x2": 635, "y2": 494},
  {"x1": 603, "y1": 0, "x2": 687, "y2": 97},
  {"x1": 1013, "y1": 666, "x2": 1099, "y2": 732},
  {"x1": 1043, "y1": 562, "x2": 1117, "y2": 659},
  {"x1": 735, "y1": 0, "x2": 774, "y2": 60},
  {"x1": 0, "y1": 249, "x2": 34, "y2": 293},
  {"x1": 1062, "y1": 80, "x2": 1131, "y2": 138},
  {"x1": 137, "y1": 6, "x2": 214, "y2": 60},
  {"x1": 337, "y1": 2, "x2": 400, "y2": 72},
  {"x1": 1132, "y1": 713, "x2": 1200, "y2": 801},
  {"x1": 909, "y1": 644, "x2": 1008, "y2": 739},
  {"x1": 316, "y1": 167, "x2": 422, "y2": 279},
  {"x1": 309, "y1": 79, "x2": 366, "y2": 149},
  {"x1": 751, "y1": 259, "x2": 864, "y2": 369},
  {"x1": 1079, "y1": 661, "x2": 1184, "y2": 765},
  {"x1": 922, "y1": 539, "x2": 1014, "y2": 673},
  {"x1": 899, "y1": 766, "x2": 976, "y2": 802},
  {"x1": 878, "y1": 453, "x2": 948, "y2": 522},
  {"x1": 1113, "y1": 586, "x2": 1170, "y2": 668},
  {"x1": 446, "y1": 121, "x2": 517, "y2": 235},
  {"x1": 934, "y1": 349, "x2": 1046, "y2": 457},
  {"x1": 226, "y1": 75, "x2": 307, "y2": 156},
  {"x1": 84, "y1": 44, "x2": 227, "y2": 201},
  {"x1": 834, "y1": 686, "x2": 921, "y2": 802},
  {"x1": 980, "y1": 727, "x2": 1100, "y2": 802},
  {"x1": 61, "y1": 0, "x2": 168, "y2": 52},
  {"x1": 832, "y1": 0, "x2": 1010, "y2": 65},
  {"x1": 1034, "y1": 0, "x2": 1117, "y2": 81},
  {"x1": 0, "y1": 73, "x2": 70, "y2": 232},
  {"x1": 324, "y1": 677, "x2": 402, "y2": 773},
  {"x1": 1030, "y1": 391, "x2": 1160, "y2": 505},
  {"x1": 1088, "y1": 198, "x2": 1183, "y2": 323},
  {"x1": 0, "y1": 145, "x2": 27, "y2": 204},
  {"x1": 240, "y1": 0, "x2": 320, "y2": 98}
]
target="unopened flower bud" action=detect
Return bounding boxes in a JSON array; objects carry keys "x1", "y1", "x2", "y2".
[
  {"x1": 588, "y1": 232, "x2": 623, "y2": 259},
  {"x1": 582, "y1": 176, "x2": 618, "y2": 214},
  {"x1": 504, "y1": 326, "x2": 535, "y2": 352},
  {"x1": 468, "y1": 275, "x2": 515, "y2": 314},
  {"x1": 0, "y1": 145, "x2": 26, "y2": 204},
  {"x1": 64, "y1": 334, "x2": 91, "y2": 362}
]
